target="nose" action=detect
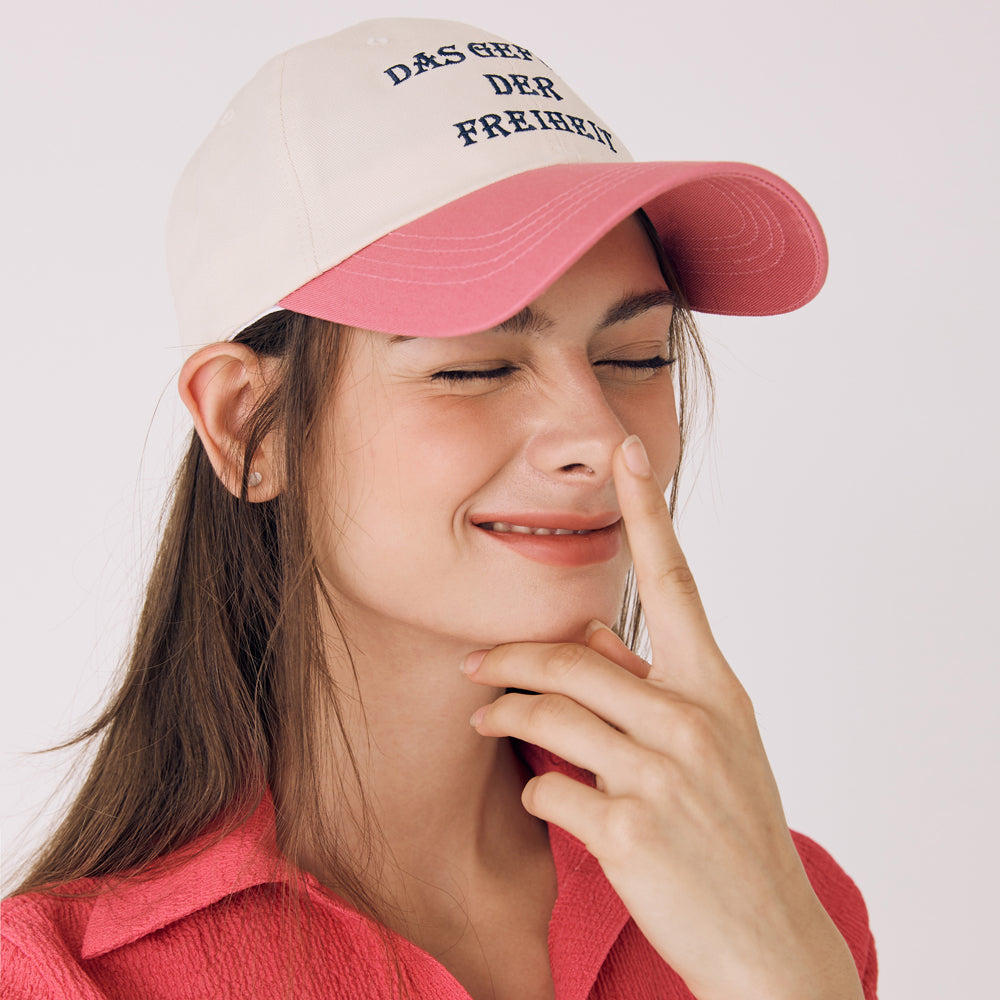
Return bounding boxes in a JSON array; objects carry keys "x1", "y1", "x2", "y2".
[{"x1": 523, "y1": 364, "x2": 627, "y2": 484}]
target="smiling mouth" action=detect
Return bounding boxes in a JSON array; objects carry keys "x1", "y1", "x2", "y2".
[
  {"x1": 477, "y1": 522, "x2": 597, "y2": 536},
  {"x1": 472, "y1": 516, "x2": 623, "y2": 566}
]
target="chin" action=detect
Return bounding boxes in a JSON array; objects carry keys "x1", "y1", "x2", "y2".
[
  {"x1": 480, "y1": 606, "x2": 619, "y2": 647},
  {"x1": 478, "y1": 582, "x2": 626, "y2": 646}
]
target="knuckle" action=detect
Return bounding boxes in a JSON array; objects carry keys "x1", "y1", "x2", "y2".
[
  {"x1": 544, "y1": 642, "x2": 589, "y2": 681},
  {"x1": 670, "y1": 703, "x2": 717, "y2": 759},
  {"x1": 654, "y1": 561, "x2": 700, "y2": 601},
  {"x1": 645, "y1": 692, "x2": 680, "y2": 735},
  {"x1": 525, "y1": 692, "x2": 573, "y2": 731},
  {"x1": 632, "y1": 753, "x2": 674, "y2": 802},
  {"x1": 602, "y1": 796, "x2": 653, "y2": 852}
]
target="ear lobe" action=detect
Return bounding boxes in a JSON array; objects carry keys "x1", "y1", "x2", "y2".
[{"x1": 178, "y1": 343, "x2": 283, "y2": 500}]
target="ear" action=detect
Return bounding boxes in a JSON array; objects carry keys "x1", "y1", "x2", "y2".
[{"x1": 178, "y1": 342, "x2": 283, "y2": 500}]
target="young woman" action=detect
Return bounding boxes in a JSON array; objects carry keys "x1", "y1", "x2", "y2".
[{"x1": 2, "y1": 18, "x2": 877, "y2": 1000}]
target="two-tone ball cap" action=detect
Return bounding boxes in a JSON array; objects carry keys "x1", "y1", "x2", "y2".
[{"x1": 167, "y1": 18, "x2": 828, "y2": 349}]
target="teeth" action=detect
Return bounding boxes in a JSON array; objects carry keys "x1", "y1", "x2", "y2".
[{"x1": 483, "y1": 522, "x2": 593, "y2": 536}]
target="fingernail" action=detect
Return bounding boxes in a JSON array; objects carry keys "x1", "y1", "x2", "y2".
[
  {"x1": 585, "y1": 619, "x2": 612, "y2": 640},
  {"x1": 622, "y1": 435, "x2": 651, "y2": 477},
  {"x1": 461, "y1": 649, "x2": 489, "y2": 674},
  {"x1": 470, "y1": 706, "x2": 487, "y2": 727}
]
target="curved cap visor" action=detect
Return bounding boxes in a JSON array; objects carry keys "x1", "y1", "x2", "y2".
[{"x1": 280, "y1": 161, "x2": 828, "y2": 338}]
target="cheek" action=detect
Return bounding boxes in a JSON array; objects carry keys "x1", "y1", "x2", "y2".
[
  {"x1": 652, "y1": 407, "x2": 682, "y2": 486},
  {"x1": 330, "y1": 396, "x2": 515, "y2": 543},
  {"x1": 404, "y1": 407, "x2": 509, "y2": 488},
  {"x1": 618, "y1": 381, "x2": 681, "y2": 484}
]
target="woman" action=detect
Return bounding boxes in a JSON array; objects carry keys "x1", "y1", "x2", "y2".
[{"x1": 2, "y1": 18, "x2": 876, "y2": 1000}]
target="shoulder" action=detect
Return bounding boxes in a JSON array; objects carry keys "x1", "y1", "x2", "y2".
[
  {"x1": 0, "y1": 799, "x2": 293, "y2": 999},
  {"x1": 791, "y1": 831, "x2": 879, "y2": 999},
  {"x1": 2, "y1": 885, "x2": 104, "y2": 999},
  {"x1": 0, "y1": 798, "x2": 389, "y2": 1000},
  {"x1": 1, "y1": 870, "x2": 299, "y2": 999}
]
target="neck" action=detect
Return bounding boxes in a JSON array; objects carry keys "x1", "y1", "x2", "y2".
[{"x1": 283, "y1": 600, "x2": 550, "y2": 920}]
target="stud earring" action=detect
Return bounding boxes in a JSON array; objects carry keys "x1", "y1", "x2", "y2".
[{"x1": 247, "y1": 471, "x2": 262, "y2": 487}]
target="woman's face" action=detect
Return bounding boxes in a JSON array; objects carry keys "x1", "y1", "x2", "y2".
[{"x1": 311, "y1": 216, "x2": 681, "y2": 648}]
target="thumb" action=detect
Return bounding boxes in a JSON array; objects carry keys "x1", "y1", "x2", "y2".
[{"x1": 585, "y1": 620, "x2": 651, "y2": 679}]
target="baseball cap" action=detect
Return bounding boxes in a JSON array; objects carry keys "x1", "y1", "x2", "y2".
[{"x1": 167, "y1": 17, "x2": 828, "y2": 349}]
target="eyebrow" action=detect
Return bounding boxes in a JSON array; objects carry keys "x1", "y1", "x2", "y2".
[
  {"x1": 598, "y1": 289, "x2": 676, "y2": 328},
  {"x1": 387, "y1": 288, "x2": 676, "y2": 345}
]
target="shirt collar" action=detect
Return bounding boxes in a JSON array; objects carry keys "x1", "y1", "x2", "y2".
[
  {"x1": 82, "y1": 745, "x2": 629, "y2": 971},
  {"x1": 82, "y1": 795, "x2": 292, "y2": 958}
]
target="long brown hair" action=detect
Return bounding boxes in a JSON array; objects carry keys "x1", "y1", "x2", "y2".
[{"x1": 12, "y1": 223, "x2": 711, "y2": 917}]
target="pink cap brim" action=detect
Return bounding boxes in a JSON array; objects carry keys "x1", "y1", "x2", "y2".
[{"x1": 280, "y1": 161, "x2": 828, "y2": 338}]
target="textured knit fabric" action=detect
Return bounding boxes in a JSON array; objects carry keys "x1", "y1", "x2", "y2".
[{"x1": 2, "y1": 746, "x2": 878, "y2": 999}]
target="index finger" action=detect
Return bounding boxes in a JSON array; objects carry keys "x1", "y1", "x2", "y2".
[{"x1": 613, "y1": 435, "x2": 718, "y2": 673}]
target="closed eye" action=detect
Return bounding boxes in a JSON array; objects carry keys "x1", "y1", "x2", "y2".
[
  {"x1": 431, "y1": 357, "x2": 675, "y2": 383},
  {"x1": 430, "y1": 365, "x2": 519, "y2": 383},
  {"x1": 596, "y1": 356, "x2": 676, "y2": 374}
]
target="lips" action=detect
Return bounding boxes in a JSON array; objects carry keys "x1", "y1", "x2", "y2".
[
  {"x1": 472, "y1": 512, "x2": 623, "y2": 567},
  {"x1": 472, "y1": 512, "x2": 621, "y2": 533}
]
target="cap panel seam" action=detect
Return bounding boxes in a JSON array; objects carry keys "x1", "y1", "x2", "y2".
[{"x1": 277, "y1": 55, "x2": 320, "y2": 271}]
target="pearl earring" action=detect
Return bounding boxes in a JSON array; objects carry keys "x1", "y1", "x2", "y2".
[{"x1": 247, "y1": 471, "x2": 262, "y2": 487}]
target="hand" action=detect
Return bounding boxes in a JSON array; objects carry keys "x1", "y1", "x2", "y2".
[{"x1": 462, "y1": 435, "x2": 864, "y2": 1000}]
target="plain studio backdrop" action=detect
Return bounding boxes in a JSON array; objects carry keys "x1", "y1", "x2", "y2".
[{"x1": 2, "y1": 1, "x2": 997, "y2": 996}]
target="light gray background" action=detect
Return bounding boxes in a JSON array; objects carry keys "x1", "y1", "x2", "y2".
[{"x1": 2, "y1": 1, "x2": 997, "y2": 997}]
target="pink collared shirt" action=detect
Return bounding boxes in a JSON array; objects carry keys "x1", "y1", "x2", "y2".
[{"x1": 2, "y1": 747, "x2": 878, "y2": 998}]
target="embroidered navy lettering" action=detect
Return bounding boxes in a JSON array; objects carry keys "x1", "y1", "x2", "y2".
[
  {"x1": 384, "y1": 45, "x2": 466, "y2": 85},
  {"x1": 594, "y1": 125, "x2": 617, "y2": 152},
  {"x1": 509, "y1": 74, "x2": 538, "y2": 96},
  {"x1": 453, "y1": 109, "x2": 621, "y2": 151},
  {"x1": 532, "y1": 77, "x2": 563, "y2": 101},
  {"x1": 478, "y1": 114, "x2": 511, "y2": 139},
  {"x1": 566, "y1": 115, "x2": 594, "y2": 139},
  {"x1": 437, "y1": 44, "x2": 465, "y2": 65},
  {"x1": 453, "y1": 119, "x2": 480, "y2": 146},
  {"x1": 483, "y1": 73, "x2": 559, "y2": 99},
  {"x1": 411, "y1": 51, "x2": 443, "y2": 75},
  {"x1": 505, "y1": 110, "x2": 537, "y2": 133},
  {"x1": 384, "y1": 63, "x2": 411, "y2": 86},
  {"x1": 484, "y1": 74, "x2": 514, "y2": 96},
  {"x1": 467, "y1": 40, "x2": 535, "y2": 60}
]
